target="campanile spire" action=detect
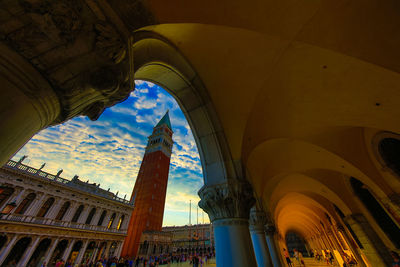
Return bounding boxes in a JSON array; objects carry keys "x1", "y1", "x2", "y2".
[{"x1": 121, "y1": 111, "x2": 174, "y2": 258}]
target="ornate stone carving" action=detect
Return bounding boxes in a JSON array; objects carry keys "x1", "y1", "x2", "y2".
[
  {"x1": 198, "y1": 180, "x2": 255, "y2": 222},
  {"x1": 265, "y1": 224, "x2": 277, "y2": 236},
  {"x1": 1, "y1": 0, "x2": 150, "y2": 124},
  {"x1": 249, "y1": 207, "x2": 267, "y2": 231}
]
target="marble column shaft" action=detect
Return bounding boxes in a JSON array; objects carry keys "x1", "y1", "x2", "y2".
[
  {"x1": 18, "y1": 236, "x2": 41, "y2": 266},
  {"x1": 199, "y1": 180, "x2": 257, "y2": 267},
  {"x1": 265, "y1": 225, "x2": 282, "y2": 267},
  {"x1": 0, "y1": 235, "x2": 19, "y2": 266},
  {"x1": 249, "y1": 208, "x2": 273, "y2": 267}
]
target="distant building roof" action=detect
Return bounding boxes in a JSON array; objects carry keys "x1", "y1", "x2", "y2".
[
  {"x1": 3, "y1": 159, "x2": 132, "y2": 205},
  {"x1": 155, "y1": 110, "x2": 172, "y2": 131}
]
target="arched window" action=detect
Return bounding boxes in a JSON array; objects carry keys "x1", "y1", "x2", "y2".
[
  {"x1": 36, "y1": 197, "x2": 55, "y2": 217},
  {"x1": 55, "y1": 202, "x2": 70, "y2": 220},
  {"x1": 71, "y1": 205, "x2": 84, "y2": 223},
  {"x1": 97, "y1": 210, "x2": 107, "y2": 226},
  {"x1": 351, "y1": 177, "x2": 400, "y2": 248},
  {"x1": 0, "y1": 187, "x2": 14, "y2": 207},
  {"x1": 3, "y1": 237, "x2": 31, "y2": 266},
  {"x1": 27, "y1": 238, "x2": 51, "y2": 266},
  {"x1": 116, "y1": 215, "x2": 125, "y2": 230},
  {"x1": 85, "y1": 208, "x2": 96, "y2": 224},
  {"x1": 15, "y1": 193, "x2": 36, "y2": 214},
  {"x1": 107, "y1": 213, "x2": 116, "y2": 229}
]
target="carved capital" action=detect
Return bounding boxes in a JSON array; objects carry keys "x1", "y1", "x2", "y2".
[
  {"x1": 1, "y1": 0, "x2": 155, "y2": 125},
  {"x1": 265, "y1": 224, "x2": 277, "y2": 236},
  {"x1": 249, "y1": 207, "x2": 267, "y2": 231},
  {"x1": 198, "y1": 180, "x2": 255, "y2": 222},
  {"x1": 53, "y1": 59, "x2": 132, "y2": 124}
]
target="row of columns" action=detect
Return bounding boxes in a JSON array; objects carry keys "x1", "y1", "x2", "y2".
[
  {"x1": 0, "y1": 185, "x2": 129, "y2": 230},
  {"x1": 305, "y1": 212, "x2": 396, "y2": 267},
  {"x1": 0, "y1": 233, "x2": 123, "y2": 266},
  {"x1": 198, "y1": 180, "x2": 399, "y2": 267},
  {"x1": 198, "y1": 181, "x2": 283, "y2": 267}
]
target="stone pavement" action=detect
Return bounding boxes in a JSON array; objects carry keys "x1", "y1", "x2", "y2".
[
  {"x1": 138, "y1": 257, "x2": 340, "y2": 266},
  {"x1": 288, "y1": 257, "x2": 340, "y2": 266}
]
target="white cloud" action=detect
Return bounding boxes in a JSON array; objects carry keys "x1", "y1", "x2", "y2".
[{"x1": 13, "y1": 79, "x2": 205, "y2": 226}]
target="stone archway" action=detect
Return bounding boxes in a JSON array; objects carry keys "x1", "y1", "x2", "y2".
[
  {"x1": 131, "y1": 30, "x2": 256, "y2": 265},
  {"x1": 27, "y1": 238, "x2": 52, "y2": 267},
  {"x1": 3, "y1": 237, "x2": 31, "y2": 266}
]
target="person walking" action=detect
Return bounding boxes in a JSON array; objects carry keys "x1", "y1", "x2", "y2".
[{"x1": 283, "y1": 248, "x2": 293, "y2": 267}]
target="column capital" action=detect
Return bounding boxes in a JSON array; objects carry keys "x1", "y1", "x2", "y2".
[
  {"x1": 198, "y1": 180, "x2": 255, "y2": 222},
  {"x1": 249, "y1": 208, "x2": 267, "y2": 231},
  {"x1": 265, "y1": 224, "x2": 277, "y2": 236}
]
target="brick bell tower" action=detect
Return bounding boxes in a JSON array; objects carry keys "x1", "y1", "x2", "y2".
[{"x1": 121, "y1": 111, "x2": 173, "y2": 258}]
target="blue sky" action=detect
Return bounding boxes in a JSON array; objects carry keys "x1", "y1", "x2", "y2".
[{"x1": 12, "y1": 81, "x2": 209, "y2": 226}]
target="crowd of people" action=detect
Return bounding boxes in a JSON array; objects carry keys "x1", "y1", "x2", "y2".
[
  {"x1": 283, "y1": 247, "x2": 359, "y2": 267},
  {"x1": 51, "y1": 252, "x2": 215, "y2": 267}
]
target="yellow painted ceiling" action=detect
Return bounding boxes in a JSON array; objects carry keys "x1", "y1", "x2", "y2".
[{"x1": 131, "y1": 0, "x2": 400, "y2": 237}]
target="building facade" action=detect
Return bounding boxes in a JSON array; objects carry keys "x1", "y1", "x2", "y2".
[
  {"x1": 1, "y1": 1, "x2": 400, "y2": 266},
  {"x1": 137, "y1": 224, "x2": 214, "y2": 259},
  {"x1": 0, "y1": 159, "x2": 133, "y2": 267},
  {"x1": 122, "y1": 111, "x2": 174, "y2": 258}
]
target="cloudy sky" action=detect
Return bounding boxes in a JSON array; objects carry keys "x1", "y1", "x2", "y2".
[{"x1": 12, "y1": 80, "x2": 209, "y2": 226}]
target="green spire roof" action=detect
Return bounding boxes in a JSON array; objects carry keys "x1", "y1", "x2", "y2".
[{"x1": 155, "y1": 110, "x2": 172, "y2": 130}]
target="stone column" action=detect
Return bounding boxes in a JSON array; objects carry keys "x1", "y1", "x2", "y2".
[
  {"x1": 265, "y1": 224, "x2": 282, "y2": 267},
  {"x1": 121, "y1": 213, "x2": 130, "y2": 230},
  {"x1": 91, "y1": 209, "x2": 102, "y2": 227},
  {"x1": 75, "y1": 239, "x2": 90, "y2": 265},
  {"x1": 90, "y1": 242, "x2": 100, "y2": 263},
  {"x1": 380, "y1": 193, "x2": 400, "y2": 225},
  {"x1": 114, "y1": 241, "x2": 124, "y2": 257},
  {"x1": 198, "y1": 180, "x2": 257, "y2": 267},
  {"x1": 0, "y1": 43, "x2": 60, "y2": 166},
  {"x1": 43, "y1": 238, "x2": 60, "y2": 265},
  {"x1": 0, "y1": 188, "x2": 24, "y2": 212},
  {"x1": 249, "y1": 208, "x2": 272, "y2": 267},
  {"x1": 25, "y1": 193, "x2": 47, "y2": 216},
  {"x1": 18, "y1": 236, "x2": 41, "y2": 266},
  {"x1": 46, "y1": 199, "x2": 64, "y2": 219},
  {"x1": 113, "y1": 213, "x2": 122, "y2": 230},
  {"x1": 10, "y1": 189, "x2": 28, "y2": 209},
  {"x1": 62, "y1": 240, "x2": 75, "y2": 261},
  {"x1": 344, "y1": 214, "x2": 391, "y2": 266},
  {"x1": 102, "y1": 211, "x2": 113, "y2": 228},
  {"x1": 63, "y1": 202, "x2": 80, "y2": 222},
  {"x1": 336, "y1": 224, "x2": 367, "y2": 267},
  {"x1": 0, "y1": 234, "x2": 19, "y2": 266},
  {"x1": 103, "y1": 242, "x2": 111, "y2": 260},
  {"x1": 77, "y1": 205, "x2": 91, "y2": 224}
]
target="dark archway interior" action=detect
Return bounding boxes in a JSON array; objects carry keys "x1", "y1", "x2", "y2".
[
  {"x1": 0, "y1": 235, "x2": 7, "y2": 251},
  {"x1": 49, "y1": 239, "x2": 68, "y2": 265},
  {"x1": 350, "y1": 177, "x2": 400, "y2": 248},
  {"x1": 3, "y1": 237, "x2": 31, "y2": 266},
  {"x1": 0, "y1": 187, "x2": 14, "y2": 207},
  {"x1": 285, "y1": 232, "x2": 309, "y2": 257},
  {"x1": 379, "y1": 137, "x2": 400, "y2": 176},
  {"x1": 28, "y1": 238, "x2": 51, "y2": 266}
]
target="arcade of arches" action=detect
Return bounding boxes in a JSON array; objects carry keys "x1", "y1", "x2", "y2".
[{"x1": 1, "y1": 1, "x2": 400, "y2": 266}]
